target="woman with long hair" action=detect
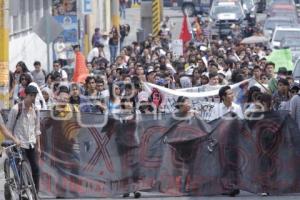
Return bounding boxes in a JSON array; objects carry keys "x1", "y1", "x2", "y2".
[
  {"x1": 108, "y1": 83, "x2": 122, "y2": 114},
  {"x1": 109, "y1": 26, "x2": 120, "y2": 62},
  {"x1": 12, "y1": 73, "x2": 32, "y2": 104}
]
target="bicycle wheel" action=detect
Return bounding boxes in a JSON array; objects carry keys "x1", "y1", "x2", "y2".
[
  {"x1": 3, "y1": 159, "x2": 18, "y2": 200},
  {"x1": 21, "y1": 161, "x2": 39, "y2": 200}
]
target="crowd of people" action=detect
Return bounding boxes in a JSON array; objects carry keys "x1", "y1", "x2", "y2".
[
  {"x1": 1, "y1": 13, "x2": 300, "y2": 197},
  {"x1": 5, "y1": 15, "x2": 300, "y2": 126}
]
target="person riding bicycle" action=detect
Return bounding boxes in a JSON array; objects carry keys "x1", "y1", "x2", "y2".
[
  {"x1": 6, "y1": 85, "x2": 41, "y2": 193},
  {"x1": 0, "y1": 111, "x2": 20, "y2": 148}
]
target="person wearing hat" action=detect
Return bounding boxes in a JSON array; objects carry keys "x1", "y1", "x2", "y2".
[
  {"x1": 146, "y1": 67, "x2": 156, "y2": 84},
  {"x1": 277, "y1": 67, "x2": 288, "y2": 79},
  {"x1": 7, "y1": 85, "x2": 41, "y2": 192}
]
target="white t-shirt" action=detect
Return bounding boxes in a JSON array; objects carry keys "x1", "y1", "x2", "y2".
[
  {"x1": 54, "y1": 41, "x2": 67, "y2": 60},
  {"x1": 215, "y1": 102, "x2": 244, "y2": 120},
  {"x1": 87, "y1": 48, "x2": 99, "y2": 63}
]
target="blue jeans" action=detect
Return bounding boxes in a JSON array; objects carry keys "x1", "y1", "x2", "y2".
[
  {"x1": 120, "y1": 38, "x2": 125, "y2": 51},
  {"x1": 109, "y1": 45, "x2": 118, "y2": 62},
  {"x1": 120, "y1": 3, "x2": 126, "y2": 19}
]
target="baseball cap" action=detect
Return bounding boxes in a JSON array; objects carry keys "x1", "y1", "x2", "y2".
[
  {"x1": 146, "y1": 66, "x2": 155, "y2": 75},
  {"x1": 25, "y1": 85, "x2": 38, "y2": 94}
]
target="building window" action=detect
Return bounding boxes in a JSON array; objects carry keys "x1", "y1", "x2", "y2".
[
  {"x1": 35, "y1": 0, "x2": 41, "y2": 20},
  {"x1": 28, "y1": 0, "x2": 34, "y2": 27},
  {"x1": 20, "y1": 0, "x2": 27, "y2": 30},
  {"x1": 12, "y1": 15, "x2": 19, "y2": 33},
  {"x1": 43, "y1": 0, "x2": 50, "y2": 15}
]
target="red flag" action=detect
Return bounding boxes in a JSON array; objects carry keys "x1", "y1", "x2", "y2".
[
  {"x1": 179, "y1": 15, "x2": 191, "y2": 43},
  {"x1": 72, "y1": 52, "x2": 89, "y2": 83}
]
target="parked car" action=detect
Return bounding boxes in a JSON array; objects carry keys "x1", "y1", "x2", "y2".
[
  {"x1": 267, "y1": 3, "x2": 297, "y2": 16},
  {"x1": 271, "y1": 27, "x2": 300, "y2": 49},
  {"x1": 281, "y1": 38, "x2": 300, "y2": 61},
  {"x1": 210, "y1": 0, "x2": 246, "y2": 37},
  {"x1": 293, "y1": 58, "x2": 300, "y2": 80},
  {"x1": 263, "y1": 17, "x2": 296, "y2": 39},
  {"x1": 268, "y1": 10, "x2": 298, "y2": 22},
  {"x1": 181, "y1": 0, "x2": 214, "y2": 16},
  {"x1": 210, "y1": 1, "x2": 245, "y2": 22},
  {"x1": 266, "y1": 0, "x2": 295, "y2": 10}
]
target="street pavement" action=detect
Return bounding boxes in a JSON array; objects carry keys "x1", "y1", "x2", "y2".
[{"x1": 0, "y1": 6, "x2": 294, "y2": 200}]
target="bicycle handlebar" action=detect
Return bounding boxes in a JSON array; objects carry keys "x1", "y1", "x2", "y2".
[{"x1": 1, "y1": 141, "x2": 33, "y2": 150}]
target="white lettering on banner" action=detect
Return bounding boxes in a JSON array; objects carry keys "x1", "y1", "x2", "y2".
[
  {"x1": 143, "y1": 79, "x2": 250, "y2": 121},
  {"x1": 164, "y1": 95, "x2": 218, "y2": 121}
]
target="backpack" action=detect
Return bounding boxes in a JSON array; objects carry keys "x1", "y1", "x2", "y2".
[
  {"x1": 42, "y1": 69, "x2": 47, "y2": 77},
  {"x1": 52, "y1": 70, "x2": 63, "y2": 80},
  {"x1": 12, "y1": 103, "x2": 38, "y2": 134}
]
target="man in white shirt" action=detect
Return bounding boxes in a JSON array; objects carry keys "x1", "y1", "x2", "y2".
[
  {"x1": 51, "y1": 60, "x2": 68, "y2": 81},
  {"x1": 87, "y1": 43, "x2": 105, "y2": 64},
  {"x1": 216, "y1": 85, "x2": 243, "y2": 197},
  {"x1": 217, "y1": 85, "x2": 244, "y2": 119},
  {"x1": 7, "y1": 85, "x2": 41, "y2": 192},
  {"x1": 54, "y1": 37, "x2": 68, "y2": 66}
]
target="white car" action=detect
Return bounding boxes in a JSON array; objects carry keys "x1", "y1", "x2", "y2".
[
  {"x1": 293, "y1": 58, "x2": 300, "y2": 80},
  {"x1": 271, "y1": 27, "x2": 300, "y2": 49},
  {"x1": 210, "y1": 1, "x2": 245, "y2": 22},
  {"x1": 263, "y1": 17, "x2": 296, "y2": 39}
]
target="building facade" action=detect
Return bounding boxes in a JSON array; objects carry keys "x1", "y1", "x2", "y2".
[
  {"x1": 9, "y1": 0, "x2": 51, "y2": 71},
  {"x1": 9, "y1": 0, "x2": 112, "y2": 72}
]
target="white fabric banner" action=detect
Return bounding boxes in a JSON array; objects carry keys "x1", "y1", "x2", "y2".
[{"x1": 143, "y1": 79, "x2": 250, "y2": 121}]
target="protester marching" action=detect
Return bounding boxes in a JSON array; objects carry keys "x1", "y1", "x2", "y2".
[{"x1": 1, "y1": 1, "x2": 300, "y2": 199}]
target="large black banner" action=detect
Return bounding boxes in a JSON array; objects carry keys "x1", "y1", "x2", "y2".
[{"x1": 38, "y1": 111, "x2": 300, "y2": 198}]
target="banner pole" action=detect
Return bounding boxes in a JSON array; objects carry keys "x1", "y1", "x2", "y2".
[{"x1": 0, "y1": 0, "x2": 10, "y2": 109}]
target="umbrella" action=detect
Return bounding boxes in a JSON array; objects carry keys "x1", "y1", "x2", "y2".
[{"x1": 241, "y1": 35, "x2": 269, "y2": 44}]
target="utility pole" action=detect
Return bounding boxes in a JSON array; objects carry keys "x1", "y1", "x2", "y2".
[
  {"x1": 0, "y1": 0, "x2": 9, "y2": 108},
  {"x1": 111, "y1": 0, "x2": 120, "y2": 29},
  {"x1": 152, "y1": 0, "x2": 162, "y2": 36}
]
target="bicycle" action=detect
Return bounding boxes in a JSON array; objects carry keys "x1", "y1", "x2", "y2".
[{"x1": 1, "y1": 140, "x2": 39, "y2": 200}]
